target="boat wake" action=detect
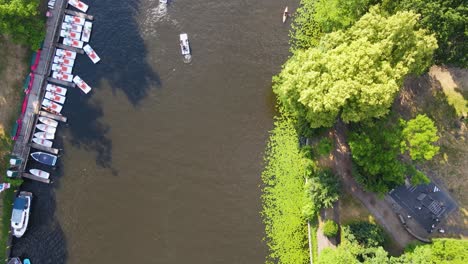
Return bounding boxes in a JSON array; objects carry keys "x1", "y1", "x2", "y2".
[{"x1": 140, "y1": 3, "x2": 179, "y2": 38}]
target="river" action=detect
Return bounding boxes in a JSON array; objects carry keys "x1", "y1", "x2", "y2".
[{"x1": 12, "y1": 0, "x2": 295, "y2": 263}]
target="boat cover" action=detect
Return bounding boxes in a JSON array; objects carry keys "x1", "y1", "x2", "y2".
[
  {"x1": 31, "y1": 152, "x2": 57, "y2": 166},
  {"x1": 11, "y1": 197, "x2": 26, "y2": 223}
]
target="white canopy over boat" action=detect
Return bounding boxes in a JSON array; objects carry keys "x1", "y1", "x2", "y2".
[
  {"x1": 46, "y1": 84, "x2": 67, "y2": 96},
  {"x1": 73, "y1": 76, "x2": 92, "y2": 94},
  {"x1": 56, "y1": 48, "x2": 77, "y2": 59},
  {"x1": 63, "y1": 37, "x2": 83, "y2": 48},
  {"x1": 68, "y1": 0, "x2": 89, "y2": 13},
  {"x1": 83, "y1": 44, "x2": 100, "y2": 63},
  {"x1": 52, "y1": 63, "x2": 73, "y2": 74},
  {"x1": 30, "y1": 169, "x2": 50, "y2": 179},
  {"x1": 64, "y1": 15, "x2": 85, "y2": 26},
  {"x1": 179, "y1": 33, "x2": 190, "y2": 55},
  {"x1": 45, "y1": 91, "x2": 66, "y2": 104},
  {"x1": 60, "y1": 29, "x2": 81, "y2": 40},
  {"x1": 81, "y1": 21, "x2": 92, "y2": 42},
  {"x1": 32, "y1": 138, "x2": 53, "y2": 148},
  {"x1": 11, "y1": 192, "x2": 32, "y2": 238},
  {"x1": 42, "y1": 98, "x2": 63, "y2": 113},
  {"x1": 54, "y1": 55, "x2": 75, "y2": 67},
  {"x1": 36, "y1": 124, "x2": 57, "y2": 134},
  {"x1": 52, "y1": 71, "x2": 73, "y2": 82},
  {"x1": 34, "y1": 131, "x2": 55, "y2": 140},
  {"x1": 61, "y1": 22, "x2": 83, "y2": 33},
  {"x1": 39, "y1": 116, "x2": 59, "y2": 127}
]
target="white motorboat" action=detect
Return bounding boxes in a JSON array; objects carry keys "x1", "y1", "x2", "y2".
[
  {"x1": 60, "y1": 29, "x2": 81, "y2": 40},
  {"x1": 46, "y1": 84, "x2": 67, "y2": 96},
  {"x1": 64, "y1": 15, "x2": 85, "y2": 26},
  {"x1": 54, "y1": 56, "x2": 75, "y2": 67},
  {"x1": 63, "y1": 37, "x2": 83, "y2": 49},
  {"x1": 56, "y1": 48, "x2": 77, "y2": 59},
  {"x1": 36, "y1": 124, "x2": 57, "y2": 134},
  {"x1": 38, "y1": 116, "x2": 59, "y2": 127},
  {"x1": 283, "y1": 6, "x2": 288, "y2": 23},
  {"x1": 11, "y1": 191, "x2": 32, "y2": 238},
  {"x1": 159, "y1": 0, "x2": 168, "y2": 3},
  {"x1": 83, "y1": 44, "x2": 100, "y2": 63},
  {"x1": 34, "y1": 132, "x2": 55, "y2": 140},
  {"x1": 68, "y1": 0, "x2": 89, "y2": 13},
  {"x1": 73, "y1": 76, "x2": 92, "y2": 94},
  {"x1": 30, "y1": 169, "x2": 50, "y2": 179},
  {"x1": 52, "y1": 71, "x2": 73, "y2": 82},
  {"x1": 42, "y1": 98, "x2": 63, "y2": 113},
  {"x1": 45, "y1": 91, "x2": 66, "y2": 104},
  {"x1": 61, "y1": 22, "x2": 83, "y2": 33},
  {"x1": 81, "y1": 21, "x2": 92, "y2": 42},
  {"x1": 179, "y1": 33, "x2": 191, "y2": 55},
  {"x1": 32, "y1": 138, "x2": 53, "y2": 148},
  {"x1": 52, "y1": 63, "x2": 73, "y2": 74}
]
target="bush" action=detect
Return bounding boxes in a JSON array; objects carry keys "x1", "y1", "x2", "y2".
[
  {"x1": 316, "y1": 137, "x2": 333, "y2": 156},
  {"x1": 342, "y1": 222, "x2": 385, "y2": 247},
  {"x1": 323, "y1": 220, "x2": 339, "y2": 237}
]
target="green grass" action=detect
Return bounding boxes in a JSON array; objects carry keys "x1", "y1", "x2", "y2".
[{"x1": 0, "y1": 189, "x2": 16, "y2": 263}]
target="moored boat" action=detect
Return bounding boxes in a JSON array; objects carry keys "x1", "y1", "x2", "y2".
[
  {"x1": 56, "y1": 48, "x2": 77, "y2": 59},
  {"x1": 60, "y1": 29, "x2": 81, "y2": 40},
  {"x1": 61, "y1": 22, "x2": 83, "y2": 33},
  {"x1": 34, "y1": 132, "x2": 55, "y2": 140},
  {"x1": 7, "y1": 257, "x2": 22, "y2": 264},
  {"x1": 23, "y1": 259, "x2": 31, "y2": 264},
  {"x1": 52, "y1": 71, "x2": 73, "y2": 82},
  {"x1": 179, "y1": 33, "x2": 190, "y2": 55},
  {"x1": 73, "y1": 76, "x2": 92, "y2": 94},
  {"x1": 30, "y1": 169, "x2": 50, "y2": 179},
  {"x1": 283, "y1": 6, "x2": 288, "y2": 23},
  {"x1": 68, "y1": 0, "x2": 89, "y2": 13},
  {"x1": 46, "y1": 84, "x2": 67, "y2": 96},
  {"x1": 42, "y1": 98, "x2": 63, "y2": 113},
  {"x1": 52, "y1": 63, "x2": 73, "y2": 74},
  {"x1": 38, "y1": 116, "x2": 59, "y2": 127},
  {"x1": 32, "y1": 138, "x2": 53, "y2": 148},
  {"x1": 63, "y1": 37, "x2": 84, "y2": 48},
  {"x1": 54, "y1": 56, "x2": 75, "y2": 67},
  {"x1": 11, "y1": 191, "x2": 32, "y2": 238},
  {"x1": 81, "y1": 21, "x2": 92, "y2": 42},
  {"x1": 31, "y1": 152, "x2": 57, "y2": 166},
  {"x1": 45, "y1": 91, "x2": 66, "y2": 104},
  {"x1": 83, "y1": 44, "x2": 100, "y2": 63},
  {"x1": 36, "y1": 124, "x2": 57, "y2": 134},
  {"x1": 64, "y1": 15, "x2": 85, "y2": 26}
]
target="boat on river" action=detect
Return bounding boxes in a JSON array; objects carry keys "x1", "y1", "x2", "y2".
[
  {"x1": 63, "y1": 37, "x2": 84, "y2": 48},
  {"x1": 60, "y1": 29, "x2": 81, "y2": 40},
  {"x1": 11, "y1": 191, "x2": 32, "y2": 238},
  {"x1": 283, "y1": 6, "x2": 288, "y2": 23},
  {"x1": 23, "y1": 259, "x2": 31, "y2": 264},
  {"x1": 36, "y1": 124, "x2": 57, "y2": 134},
  {"x1": 45, "y1": 91, "x2": 66, "y2": 104},
  {"x1": 64, "y1": 15, "x2": 85, "y2": 26},
  {"x1": 42, "y1": 98, "x2": 63, "y2": 113},
  {"x1": 54, "y1": 56, "x2": 75, "y2": 67},
  {"x1": 52, "y1": 63, "x2": 73, "y2": 74},
  {"x1": 30, "y1": 169, "x2": 50, "y2": 180},
  {"x1": 68, "y1": 0, "x2": 89, "y2": 13},
  {"x1": 179, "y1": 33, "x2": 190, "y2": 55},
  {"x1": 32, "y1": 138, "x2": 53, "y2": 148},
  {"x1": 83, "y1": 44, "x2": 100, "y2": 63},
  {"x1": 52, "y1": 71, "x2": 73, "y2": 82},
  {"x1": 81, "y1": 21, "x2": 92, "y2": 42},
  {"x1": 31, "y1": 152, "x2": 58, "y2": 166},
  {"x1": 7, "y1": 258, "x2": 22, "y2": 264},
  {"x1": 39, "y1": 116, "x2": 58, "y2": 127},
  {"x1": 46, "y1": 84, "x2": 67, "y2": 96},
  {"x1": 56, "y1": 48, "x2": 77, "y2": 59},
  {"x1": 73, "y1": 76, "x2": 92, "y2": 94},
  {"x1": 159, "y1": 0, "x2": 168, "y2": 4},
  {"x1": 62, "y1": 22, "x2": 83, "y2": 33},
  {"x1": 34, "y1": 132, "x2": 55, "y2": 140}
]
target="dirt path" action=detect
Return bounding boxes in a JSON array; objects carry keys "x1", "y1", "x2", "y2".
[{"x1": 329, "y1": 120, "x2": 414, "y2": 249}]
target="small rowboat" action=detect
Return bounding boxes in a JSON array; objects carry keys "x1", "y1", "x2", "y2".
[
  {"x1": 56, "y1": 48, "x2": 77, "y2": 59},
  {"x1": 30, "y1": 169, "x2": 50, "y2": 180},
  {"x1": 45, "y1": 91, "x2": 66, "y2": 104},
  {"x1": 52, "y1": 63, "x2": 73, "y2": 74},
  {"x1": 179, "y1": 33, "x2": 190, "y2": 55},
  {"x1": 31, "y1": 152, "x2": 57, "y2": 166},
  {"x1": 62, "y1": 22, "x2": 83, "y2": 33},
  {"x1": 64, "y1": 15, "x2": 85, "y2": 26},
  {"x1": 23, "y1": 259, "x2": 31, "y2": 264},
  {"x1": 39, "y1": 117, "x2": 58, "y2": 127},
  {"x1": 32, "y1": 138, "x2": 53, "y2": 148},
  {"x1": 7, "y1": 257, "x2": 22, "y2": 264},
  {"x1": 73, "y1": 76, "x2": 92, "y2": 94},
  {"x1": 283, "y1": 6, "x2": 288, "y2": 23},
  {"x1": 60, "y1": 29, "x2": 81, "y2": 40},
  {"x1": 42, "y1": 98, "x2": 63, "y2": 113},
  {"x1": 83, "y1": 44, "x2": 100, "y2": 63},
  {"x1": 68, "y1": 0, "x2": 89, "y2": 13},
  {"x1": 34, "y1": 132, "x2": 55, "y2": 140},
  {"x1": 63, "y1": 37, "x2": 83, "y2": 48},
  {"x1": 52, "y1": 71, "x2": 73, "y2": 82},
  {"x1": 36, "y1": 124, "x2": 57, "y2": 134},
  {"x1": 46, "y1": 84, "x2": 67, "y2": 96},
  {"x1": 81, "y1": 21, "x2": 92, "y2": 42},
  {"x1": 54, "y1": 56, "x2": 74, "y2": 67}
]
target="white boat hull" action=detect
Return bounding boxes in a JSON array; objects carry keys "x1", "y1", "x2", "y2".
[
  {"x1": 64, "y1": 15, "x2": 85, "y2": 26},
  {"x1": 52, "y1": 63, "x2": 73, "y2": 74},
  {"x1": 45, "y1": 91, "x2": 66, "y2": 104},
  {"x1": 60, "y1": 29, "x2": 81, "y2": 40},
  {"x1": 30, "y1": 169, "x2": 50, "y2": 179},
  {"x1": 52, "y1": 71, "x2": 73, "y2": 82},
  {"x1": 11, "y1": 192, "x2": 32, "y2": 238},
  {"x1": 68, "y1": 0, "x2": 89, "y2": 13},
  {"x1": 81, "y1": 21, "x2": 92, "y2": 42},
  {"x1": 73, "y1": 76, "x2": 92, "y2": 94},
  {"x1": 83, "y1": 44, "x2": 100, "y2": 63},
  {"x1": 61, "y1": 22, "x2": 83, "y2": 33},
  {"x1": 56, "y1": 48, "x2": 77, "y2": 59},
  {"x1": 32, "y1": 138, "x2": 53, "y2": 148},
  {"x1": 34, "y1": 132, "x2": 55, "y2": 140},
  {"x1": 46, "y1": 84, "x2": 67, "y2": 96},
  {"x1": 63, "y1": 37, "x2": 84, "y2": 49},
  {"x1": 179, "y1": 33, "x2": 190, "y2": 55},
  {"x1": 54, "y1": 56, "x2": 75, "y2": 67},
  {"x1": 42, "y1": 98, "x2": 63, "y2": 113},
  {"x1": 36, "y1": 124, "x2": 57, "y2": 134},
  {"x1": 38, "y1": 117, "x2": 59, "y2": 128},
  {"x1": 283, "y1": 6, "x2": 288, "y2": 23}
]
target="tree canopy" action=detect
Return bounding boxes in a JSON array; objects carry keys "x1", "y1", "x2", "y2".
[
  {"x1": 400, "y1": 114, "x2": 439, "y2": 161},
  {"x1": 274, "y1": 7, "x2": 437, "y2": 128}
]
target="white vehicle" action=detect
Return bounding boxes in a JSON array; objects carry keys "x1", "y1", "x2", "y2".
[
  {"x1": 11, "y1": 192, "x2": 32, "y2": 238},
  {"x1": 42, "y1": 98, "x2": 63, "y2": 113},
  {"x1": 32, "y1": 138, "x2": 54, "y2": 148},
  {"x1": 83, "y1": 44, "x2": 100, "y2": 63},
  {"x1": 68, "y1": 0, "x2": 89, "y2": 13},
  {"x1": 45, "y1": 91, "x2": 66, "y2": 104},
  {"x1": 56, "y1": 48, "x2": 77, "y2": 59},
  {"x1": 52, "y1": 63, "x2": 73, "y2": 74},
  {"x1": 54, "y1": 56, "x2": 75, "y2": 67},
  {"x1": 73, "y1": 76, "x2": 92, "y2": 94},
  {"x1": 60, "y1": 29, "x2": 81, "y2": 40},
  {"x1": 36, "y1": 124, "x2": 57, "y2": 134},
  {"x1": 61, "y1": 22, "x2": 83, "y2": 33},
  {"x1": 52, "y1": 71, "x2": 73, "y2": 82},
  {"x1": 64, "y1": 15, "x2": 85, "y2": 26},
  {"x1": 46, "y1": 84, "x2": 67, "y2": 96},
  {"x1": 81, "y1": 21, "x2": 92, "y2": 42},
  {"x1": 63, "y1": 38, "x2": 83, "y2": 49},
  {"x1": 30, "y1": 169, "x2": 50, "y2": 180}
]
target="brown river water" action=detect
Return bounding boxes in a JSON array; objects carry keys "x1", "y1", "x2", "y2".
[{"x1": 12, "y1": 0, "x2": 297, "y2": 263}]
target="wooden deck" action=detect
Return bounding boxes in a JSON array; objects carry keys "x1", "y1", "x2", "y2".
[
  {"x1": 64, "y1": 9, "x2": 94, "y2": 20},
  {"x1": 30, "y1": 143, "x2": 60, "y2": 155},
  {"x1": 56, "y1": 43, "x2": 84, "y2": 54},
  {"x1": 47, "y1": 77, "x2": 76, "y2": 88},
  {"x1": 38, "y1": 111, "x2": 67, "y2": 123}
]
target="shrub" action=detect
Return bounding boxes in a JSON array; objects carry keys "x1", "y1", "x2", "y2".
[{"x1": 323, "y1": 220, "x2": 339, "y2": 237}]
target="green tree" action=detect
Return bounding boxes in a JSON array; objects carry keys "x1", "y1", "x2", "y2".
[
  {"x1": 303, "y1": 169, "x2": 340, "y2": 220},
  {"x1": 396, "y1": 239, "x2": 468, "y2": 263},
  {"x1": 342, "y1": 222, "x2": 385, "y2": 248},
  {"x1": 314, "y1": 0, "x2": 375, "y2": 32},
  {"x1": 261, "y1": 116, "x2": 312, "y2": 264},
  {"x1": 323, "y1": 220, "x2": 339, "y2": 237},
  {"x1": 400, "y1": 114, "x2": 439, "y2": 161},
  {"x1": 274, "y1": 7, "x2": 437, "y2": 128}
]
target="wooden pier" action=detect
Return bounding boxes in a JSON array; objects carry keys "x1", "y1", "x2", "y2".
[
  {"x1": 22, "y1": 173, "x2": 51, "y2": 184},
  {"x1": 56, "y1": 43, "x2": 84, "y2": 54},
  {"x1": 47, "y1": 77, "x2": 76, "y2": 88},
  {"x1": 30, "y1": 143, "x2": 60, "y2": 155},
  {"x1": 39, "y1": 111, "x2": 68, "y2": 123},
  {"x1": 64, "y1": 9, "x2": 94, "y2": 20}
]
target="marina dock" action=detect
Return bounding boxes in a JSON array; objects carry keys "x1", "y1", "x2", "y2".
[
  {"x1": 64, "y1": 9, "x2": 94, "y2": 20},
  {"x1": 30, "y1": 143, "x2": 60, "y2": 155},
  {"x1": 56, "y1": 43, "x2": 85, "y2": 54},
  {"x1": 47, "y1": 77, "x2": 76, "y2": 88},
  {"x1": 39, "y1": 111, "x2": 68, "y2": 123},
  {"x1": 21, "y1": 173, "x2": 51, "y2": 184}
]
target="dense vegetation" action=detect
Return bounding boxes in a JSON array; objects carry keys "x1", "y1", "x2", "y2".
[
  {"x1": 323, "y1": 220, "x2": 339, "y2": 237},
  {"x1": 342, "y1": 222, "x2": 385, "y2": 248},
  {"x1": 0, "y1": 0, "x2": 45, "y2": 49}
]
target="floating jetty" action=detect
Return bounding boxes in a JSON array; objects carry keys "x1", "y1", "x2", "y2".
[
  {"x1": 56, "y1": 43, "x2": 84, "y2": 54},
  {"x1": 47, "y1": 77, "x2": 76, "y2": 88},
  {"x1": 64, "y1": 9, "x2": 94, "y2": 20},
  {"x1": 30, "y1": 142, "x2": 60, "y2": 155},
  {"x1": 39, "y1": 111, "x2": 67, "y2": 123},
  {"x1": 22, "y1": 173, "x2": 51, "y2": 184}
]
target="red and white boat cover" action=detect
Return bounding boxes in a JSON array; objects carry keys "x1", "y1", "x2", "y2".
[
  {"x1": 56, "y1": 48, "x2": 76, "y2": 59},
  {"x1": 68, "y1": 0, "x2": 89, "y2": 13},
  {"x1": 81, "y1": 21, "x2": 92, "y2": 42},
  {"x1": 54, "y1": 56, "x2": 75, "y2": 67},
  {"x1": 62, "y1": 22, "x2": 83, "y2": 33},
  {"x1": 73, "y1": 76, "x2": 92, "y2": 94},
  {"x1": 63, "y1": 38, "x2": 84, "y2": 49},
  {"x1": 52, "y1": 63, "x2": 73, "y2": 74},
  {"x1": 64, "y1": 15, "x2": 85, "y2": 26},
  {"x1": 46, "y1": 84, "x2": 67, "y2": 96},
  {"x1": 42, "y1": 98, "x2": 63, "y2": 113},
  {"x1": 83, "y1": 44, "x2": 100, "y2": 64},
  {"x1": 52, "y1": 71, "x2": 73, "y2": 82},
  {"x1": 45, "y1": 91, "x2": 66, "y2": 104},
  {"x1": 60, "y1": 29, "x2": 81, "y2": 40}
]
